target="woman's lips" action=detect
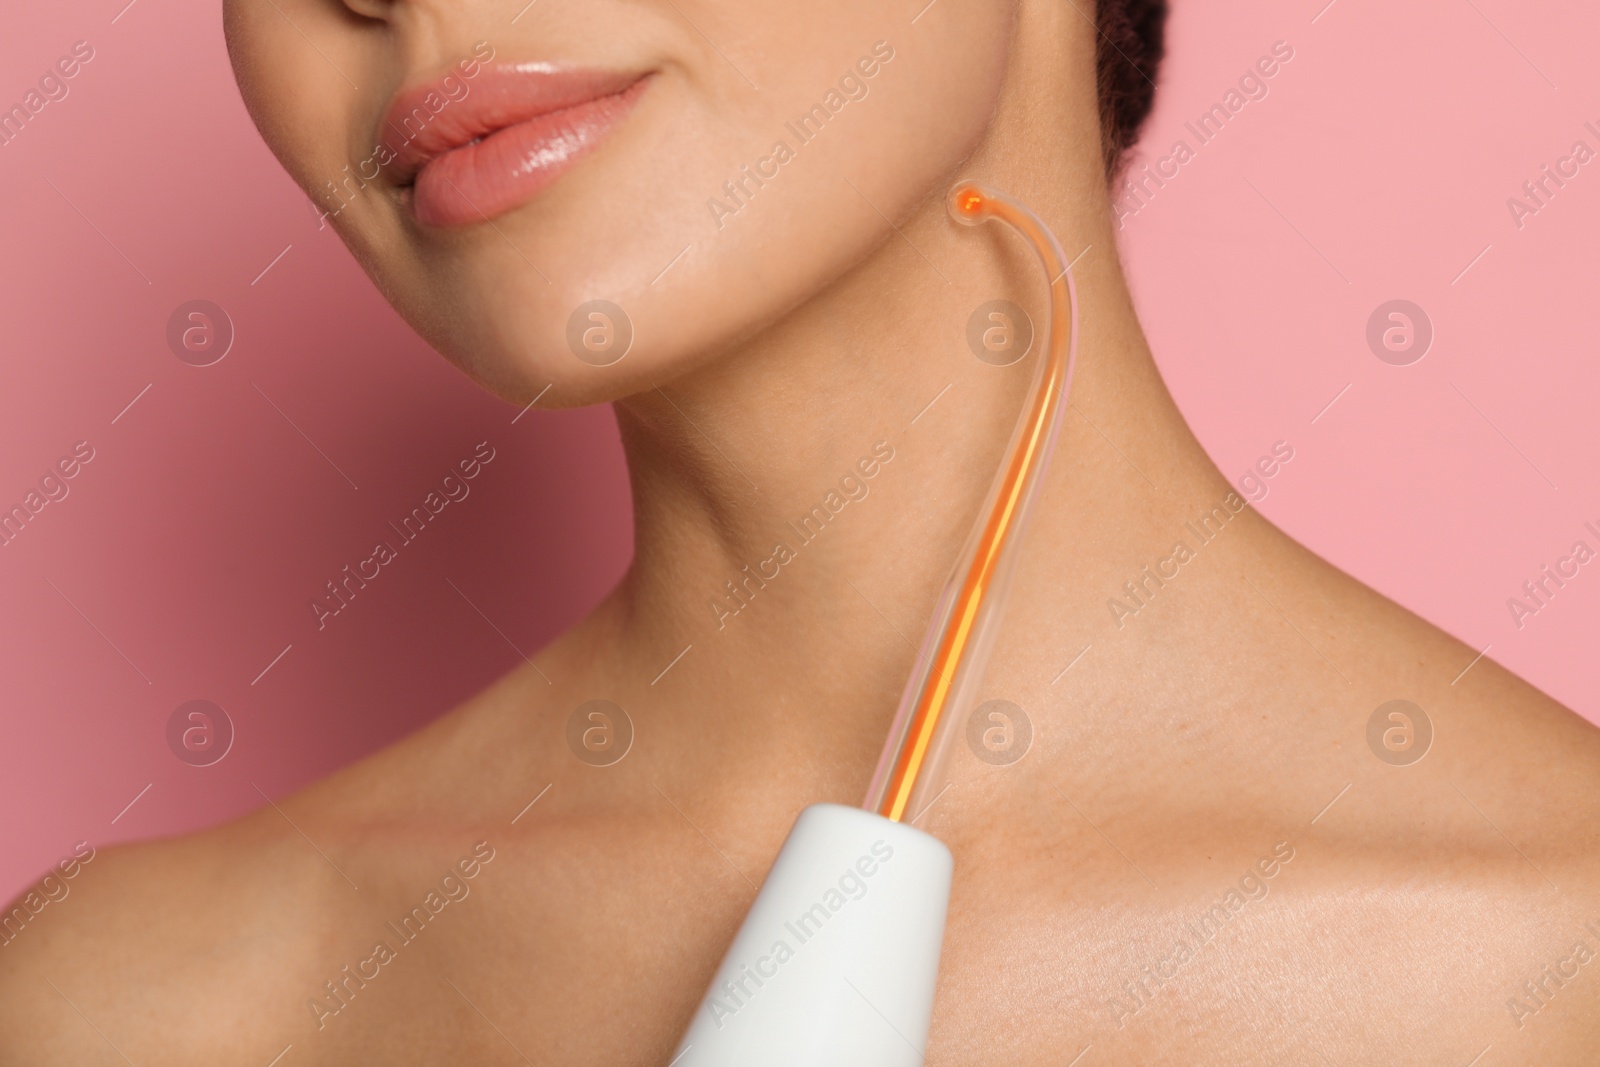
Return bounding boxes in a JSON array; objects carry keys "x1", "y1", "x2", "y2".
[{"x1": 380, "y1": 65, "x2": 652, "y2": 228}]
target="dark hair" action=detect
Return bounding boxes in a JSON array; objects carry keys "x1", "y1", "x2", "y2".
[{"x1": 1095, "y1": 0, "x2": 1169, "y2": 176}]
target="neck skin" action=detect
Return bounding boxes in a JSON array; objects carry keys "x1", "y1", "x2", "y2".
[{"x1": 571, "y1": 4, "x2": 1251, "y2": 812}]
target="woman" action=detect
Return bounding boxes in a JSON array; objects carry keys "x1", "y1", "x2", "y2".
[{"x1": 4, "y1": 0, "x2": 1597, "y2": 1061}]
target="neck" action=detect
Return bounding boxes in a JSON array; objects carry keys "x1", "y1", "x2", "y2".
[{"x1": 584, "y1": 9, "x2": 1238, "y2": 802}]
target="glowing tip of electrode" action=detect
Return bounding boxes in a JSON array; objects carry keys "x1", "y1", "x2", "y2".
[{"x1": 947, "y1": 182, "x2": 987, "y2": 225}]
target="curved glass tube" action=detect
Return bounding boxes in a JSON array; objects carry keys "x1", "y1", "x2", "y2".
[{"x1": 863, "y1": 181, "x2": 1081, "y2": 823}]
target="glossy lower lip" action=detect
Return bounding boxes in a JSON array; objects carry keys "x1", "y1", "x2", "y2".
[{"x1": 382, "y1": 67, "x2": 652, "y2": 229}]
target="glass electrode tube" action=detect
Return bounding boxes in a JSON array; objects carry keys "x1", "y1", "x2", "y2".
[{"x1": 863, "y1": 181, "x2": 1081, "y2": 824}]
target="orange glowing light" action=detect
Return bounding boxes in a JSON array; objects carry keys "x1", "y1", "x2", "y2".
[{"x1": 871, "y1": 184, "x2": 1077, "y2": 823}]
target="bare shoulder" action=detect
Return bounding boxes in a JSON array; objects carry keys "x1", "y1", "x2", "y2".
[
  {"x1": 1293, "y1": 527, "x2": 1600, "y2": 893},
  {"x1": 0, "y1": 653, "x2": 567, "y2": 1064},
  {"x1": 0, "y1": 807, "x2": 352, "y2": 1063},
  {"x1": 1257, "y1": 514, "x2": 1600, "y2": 838}
]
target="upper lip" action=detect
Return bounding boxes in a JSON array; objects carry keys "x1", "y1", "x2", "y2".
[{"x1": 379, "y1": 63, "x2": 650, "y2": 187}]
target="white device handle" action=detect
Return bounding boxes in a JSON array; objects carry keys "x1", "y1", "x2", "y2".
[{"x1": 669, "y1": 804, "x2": 952, "y2": 1067}]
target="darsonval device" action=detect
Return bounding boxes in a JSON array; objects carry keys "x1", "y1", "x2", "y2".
[{"x1": 669, "y1": 181, "x2": 1082, "y2": 1066}]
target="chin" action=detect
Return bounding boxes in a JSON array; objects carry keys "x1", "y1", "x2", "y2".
[
  {"x1": 229, "y1": 1, "x2": 1012, "y2": 411},
  {"x1": 315, "y1": 81, "x2": 766, "y2": 408}
]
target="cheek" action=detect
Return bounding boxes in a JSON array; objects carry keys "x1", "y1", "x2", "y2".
[
  {"x1": 225, "y1": 0, "x2": 371, "y2": 206},
  {"x1": 499, "y1": 8, "x2": 1010, "y2": 401},
  {"x1": 230, "y1": 0, "x2": 1016, "y2": 406}
]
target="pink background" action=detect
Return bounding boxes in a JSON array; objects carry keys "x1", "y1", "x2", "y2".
[{"x1": 2, "y1": 0, "x2": 1596, "y2": 900}]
